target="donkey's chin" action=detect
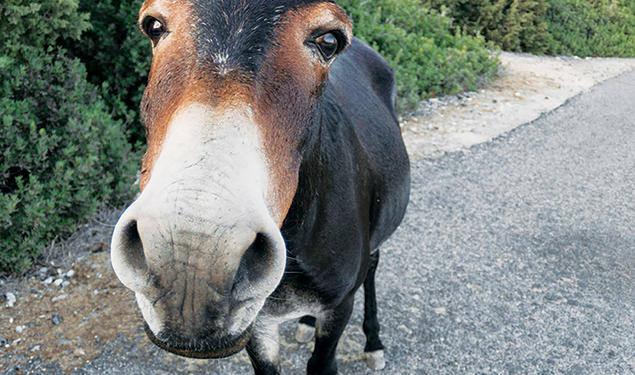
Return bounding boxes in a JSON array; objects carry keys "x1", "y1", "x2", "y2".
[{"x1": 144, "y1": 323, "x2": 253, "y2": 359}]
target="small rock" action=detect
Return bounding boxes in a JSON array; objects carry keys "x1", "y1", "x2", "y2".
[
  {"x1": 53, "y1": 278, "x2": 64, "y2": 287},
  {"x1": 434, "y1": 306, "x2": 448, "y2": 315},
  {"x1": 39, "y1": 267, "x2": 49, "y2": 274},
  {"x1": 51, "y1": 294, "x2": 68, "y2": 302},
  {"x1": 66, "y1": 269, "x2": 75, "y2": 278},
  {"x1": 90, "y1": 242, "x2": 108, "y2": 253},
  {"x1": 62, "y1": 281, "x2": 71, "y2": 288},
  {"x1": 57, "y1": 339, "x2": 72, "y2": 344},
  {"x1": 52, "y1": 314, "x2": 63, "y2": 325},
  {"x1": 30, "y1": 344, "x2": 41, "y2": 352},
  {"x1": 0, "y1": 336, "x2": 7, "y2": 346},
  {"x1": 43, "y1": 276, "x2": 54, "y2": 285},
  {"x1": 5, "y1": 292, "x2": 16, "y2": 307},
  {"x1": 57, "y1": 268, "x2": 63, "y2": 275},
  {"x1": 16, "y1": 325, "x2": 26, "y2": 333}
]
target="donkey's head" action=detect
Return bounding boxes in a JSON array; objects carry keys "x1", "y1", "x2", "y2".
[{"x1": 110, "y1": 0, "x2": 351, "y2": 358}]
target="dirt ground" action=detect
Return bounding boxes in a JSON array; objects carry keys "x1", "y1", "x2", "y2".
[
  {"x1": 402, "y1": 52, "x2": 635, "y2": 158},
  {"x1": 1, "y1": 53, "x2": 634, "y2": 374}
]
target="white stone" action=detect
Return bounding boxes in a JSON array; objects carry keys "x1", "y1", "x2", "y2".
[
  {"x1": 5, "y1": 292, "x2": 16, "y2": 307},
  {"x1": 51, "y1": 294, "x2": 68, "y2": 302},
  {"x1": 295, "y1": 323, "x2": 315, "y2": 343}
]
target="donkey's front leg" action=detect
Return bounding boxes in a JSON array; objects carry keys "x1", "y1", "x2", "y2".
[
  {"x1": 246, "y1": 321, "x2": 281, "y2": 375},
  {"x1": 307, "y1": 295, "x2": 355, "y2": 375}
]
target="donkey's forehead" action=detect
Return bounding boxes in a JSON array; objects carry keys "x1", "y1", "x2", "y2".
[{"x1": 142, "y1": 0, "x2": 336, "y2": 73}]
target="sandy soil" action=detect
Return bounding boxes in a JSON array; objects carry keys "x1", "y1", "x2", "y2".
[
  {"x1": 0, "y1": 53, "x2": 633, "y2": 373},
  {"x1": 402, "y1": 52, "x2": 635, "y2": 158}
]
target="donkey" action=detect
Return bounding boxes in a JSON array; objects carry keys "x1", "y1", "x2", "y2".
[{"x1": 110, "y1": 0, "x2": 410, "y2": 373}]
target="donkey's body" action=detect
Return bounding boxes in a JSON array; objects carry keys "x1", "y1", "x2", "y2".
[
  {"x1": 252, "y1": 38, "x2": 410, "y2": 372},
  {"x1": 110, "y1": 1, "x2": 409, "y2": 374}
]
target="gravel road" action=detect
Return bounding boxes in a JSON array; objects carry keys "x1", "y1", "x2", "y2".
[{"x1": 3, "y1": 70, "x2": 634, "y2": 374}]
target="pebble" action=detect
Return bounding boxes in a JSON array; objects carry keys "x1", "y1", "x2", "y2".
[
  {"x1": 53, "y1": 278, "x2": 64, "y2": 287},
  {"x1": 43, "y1": 276, "x2": 54, "y2": 285},
  {"x1": 16, "y1": 325, "x2": 26, "y2": 333},
  {"x1": 66, "y1": 269, "x2": 76, "y2": 278},
  {"x1": 39, "y1": 267, "x2": 49, "y2": 274},
  {"x1": 52, "y1": 314, "x2": 64, "y2": 325},
  {"x1": 0, "y1": 336, "x2": 7, "y2": 346},
  {"x1": 30, "y1": 344, "x2": 41, "y2": 352},
  {"x1": 62, "y1": 280, "x2": 71, "y2": 287},
  {"x1": 51, "y1": 294, "x2": 68, "y2": 302},
  {"x1": 434, "y1": 306, "x2": 448, "y2": 315},
  {"x1": 5, "y1": 292, "x2": 16, "y2": 307}
]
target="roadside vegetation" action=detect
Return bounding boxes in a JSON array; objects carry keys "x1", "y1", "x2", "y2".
[
  {"x1": 424, "y1": 0, "x2": 635, "y2": 57},
  {"x1": 0, "y1": 1, "x2": 138, "y2": 274},
  {"x1": 1, "y1": 0, "x2": 633, "y2": 274}
]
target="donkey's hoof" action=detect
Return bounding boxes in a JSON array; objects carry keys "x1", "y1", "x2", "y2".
[
  {"x1": 364, "y1": 350, "x2": 386, "y2": 370},
  {"x1": 295, "y1": 322, "x2": 315, "y2": 343}
]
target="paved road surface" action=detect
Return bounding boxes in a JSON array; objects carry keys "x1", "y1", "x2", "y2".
[{"x1": 16, "y1": 71, "x2": 635, "y2": 374}]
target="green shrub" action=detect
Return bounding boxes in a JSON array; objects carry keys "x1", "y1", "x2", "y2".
[
  {"x1": 426, "y1": 0, "x2": 634, "y2": 57},
  {"x1": 0, "y1": 0, "x2": 90, "y2": 59},
  {"x1": 339, "y1": 0, "x2": 500, "y2": 110},
  {"x1": 424, "y1": 0, "x2": 553, "y2": 53},
  {"x1": 67, "y1": 0, "x2": 151, "y2": 145},
  {"x1": 0, "y1": 50, "x2": 138, "y2": 274},
  {"x1": 545, "y1": 0, "x2": 635, "y2": 57}
]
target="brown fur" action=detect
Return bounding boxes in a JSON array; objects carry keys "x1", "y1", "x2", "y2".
[{"x1": 254, "y1": 3, "x2": 351, "y2": 223}]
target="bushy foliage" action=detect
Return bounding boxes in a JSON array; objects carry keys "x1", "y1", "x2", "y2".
[
  {"x1": 426, "y1": 0, "x2": 634, "y2": 57},
  {"x1": 0, "y1": 0, "x2": 90, "y2": 58},
  {"x1": 424, "y1": 0, "x2": 553, "y2": 53},
  {"x1": 545, "y1": 0, "x2": 635, "y2": 57},
  {"x1": 0, "y1": 1, "x2": 138, "y2": 274},
  {"x1": 67, "y1": 0, "x2": 151, "y2": 144},
  {"x1": 0, "y1": 51, "x2": 138, "y2": 274},
  {"x1": 339, "y1": 0, "x2": 500, "y2": 110}
]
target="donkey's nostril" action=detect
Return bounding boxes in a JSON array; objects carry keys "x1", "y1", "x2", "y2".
[
  {"x1": 111, "y1": 216, "x2": 148, "y2": 292},
  {"x1": 232, "y1": 233, "x2": 276, "y2": 300},
  {"x1": 120, "y1": 220, "x2": 147, "y2": 272}
]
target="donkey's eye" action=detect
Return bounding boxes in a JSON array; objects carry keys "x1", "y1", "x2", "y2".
[
  {"x1": 315, "y1": 32, "x2": 340, "y2": 61},
  {"x1": 142, "y1": 17, "x2": 166, "y2": 41}
]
